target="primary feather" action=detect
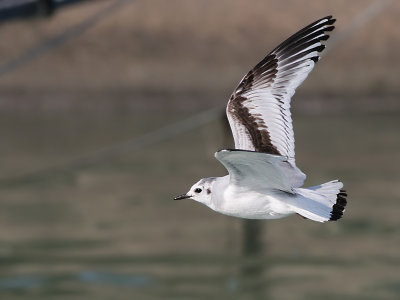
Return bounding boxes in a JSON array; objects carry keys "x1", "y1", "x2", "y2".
[{"x1": 226, "y1": 16, "x2": 335, "y2": 166}]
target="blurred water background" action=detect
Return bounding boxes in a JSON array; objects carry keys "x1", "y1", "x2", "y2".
[{"x1": 0, "y1": 0, "x2": 399, "y2": 299}]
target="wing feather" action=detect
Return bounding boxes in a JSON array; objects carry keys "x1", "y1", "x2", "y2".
[
  {"x1": 226, "y1": 16, "x2": 336, "y2": 165},
  {"x1": 215, "y1": 149, "x2": 306, "y2": 192}
]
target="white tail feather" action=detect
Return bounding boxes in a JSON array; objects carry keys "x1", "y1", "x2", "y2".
[{"x1": 289, "y1": 180, "x2": 347, "y2": 222}]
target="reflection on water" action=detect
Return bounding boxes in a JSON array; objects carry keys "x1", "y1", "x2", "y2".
[
  {"x1": 76, "y1": 271, "x2": 154, "y2": 287},
  {"x1": 0, "y1": 272, "x2": 154, "y2": 290},
  {"x1": 240, "y1": 220, "x2": 267, "y2": 297},
  {"x1": 1, "y1": 111, "x2": 400, "y2": 299},
  {"x1": 0, "y1": 276, "x2": 45, "y2": 289},
  {"x1": 0, "y1": 251, "x2": 271, "y2": 298}
]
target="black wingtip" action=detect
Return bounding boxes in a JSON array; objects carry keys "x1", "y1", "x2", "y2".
[
  {"x1": 321, "y1": 15, "x2": 335, "y2": 25},
  {"x1": 315, "y1": 44, "x2": 326, "y2": 52},
  {"x1": 329, "y1": 189, "x2": 348, "y2": 221},
  {"x1": 324, "y1": 25, "x2": 335, "y2": 32}
]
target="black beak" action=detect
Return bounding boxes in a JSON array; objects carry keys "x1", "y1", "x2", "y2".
[{"x1": 174, "y1": 194, "x2": 191, "y2": 200}]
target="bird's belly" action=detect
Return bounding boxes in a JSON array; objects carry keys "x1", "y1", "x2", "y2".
[{"x1": 216, "y1": 191, "x2": 294, "y2": 219}]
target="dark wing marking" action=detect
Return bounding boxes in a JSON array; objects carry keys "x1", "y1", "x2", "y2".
[{"x1": 227, "y1": 16, "x2": 335, "y2": 164}]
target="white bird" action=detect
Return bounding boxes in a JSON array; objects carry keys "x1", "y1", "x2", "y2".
[{"x1": 174, "y1": 16, "x2": 347, "y2": 222}]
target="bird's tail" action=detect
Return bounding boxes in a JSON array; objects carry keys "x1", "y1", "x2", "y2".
[{"x1": 289, "y1": 180, "x2": 347, "y2": 222}]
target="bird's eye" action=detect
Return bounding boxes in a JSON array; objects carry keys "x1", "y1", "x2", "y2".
[{"x1": 194, "y1": 188, "x2": 202, "y2": 193}]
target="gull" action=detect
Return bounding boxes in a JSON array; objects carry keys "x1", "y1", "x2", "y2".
[{"x1": 174, "y1": 16, "x2": 347, "y2": 222}]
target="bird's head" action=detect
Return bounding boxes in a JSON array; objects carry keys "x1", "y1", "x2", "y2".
[{"x1": 174, "y1": 177, "x2": 216, "y2": 206}]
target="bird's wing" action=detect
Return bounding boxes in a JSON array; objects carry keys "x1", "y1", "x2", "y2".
[
  {"x1": 215, "y1": 149, "x2": 306, "y2": 193},
  {"x1": 226, "y1": 16, "x2": 335, "y2": 165}
]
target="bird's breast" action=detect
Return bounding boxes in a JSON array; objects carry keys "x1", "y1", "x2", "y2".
[{"x1": 214, "y1": 187, "x2": 293, "y2": 219}]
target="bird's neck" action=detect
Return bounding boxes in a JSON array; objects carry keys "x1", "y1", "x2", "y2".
[{"x1": 209, "y1": 175, "x2": 230, "y2": 210}]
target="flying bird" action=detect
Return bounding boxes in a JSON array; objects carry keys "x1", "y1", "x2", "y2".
[{"x1": 174, "y1": 16, "x2": 347, "y2": 222}]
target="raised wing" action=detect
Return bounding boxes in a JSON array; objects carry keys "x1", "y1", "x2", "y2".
[
  {"x1": 227, "y1": 16, "x2": 335, "y2": 164},
  {"x1": 215, "y1": 149, "x2": 306, "y2": 192}
]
